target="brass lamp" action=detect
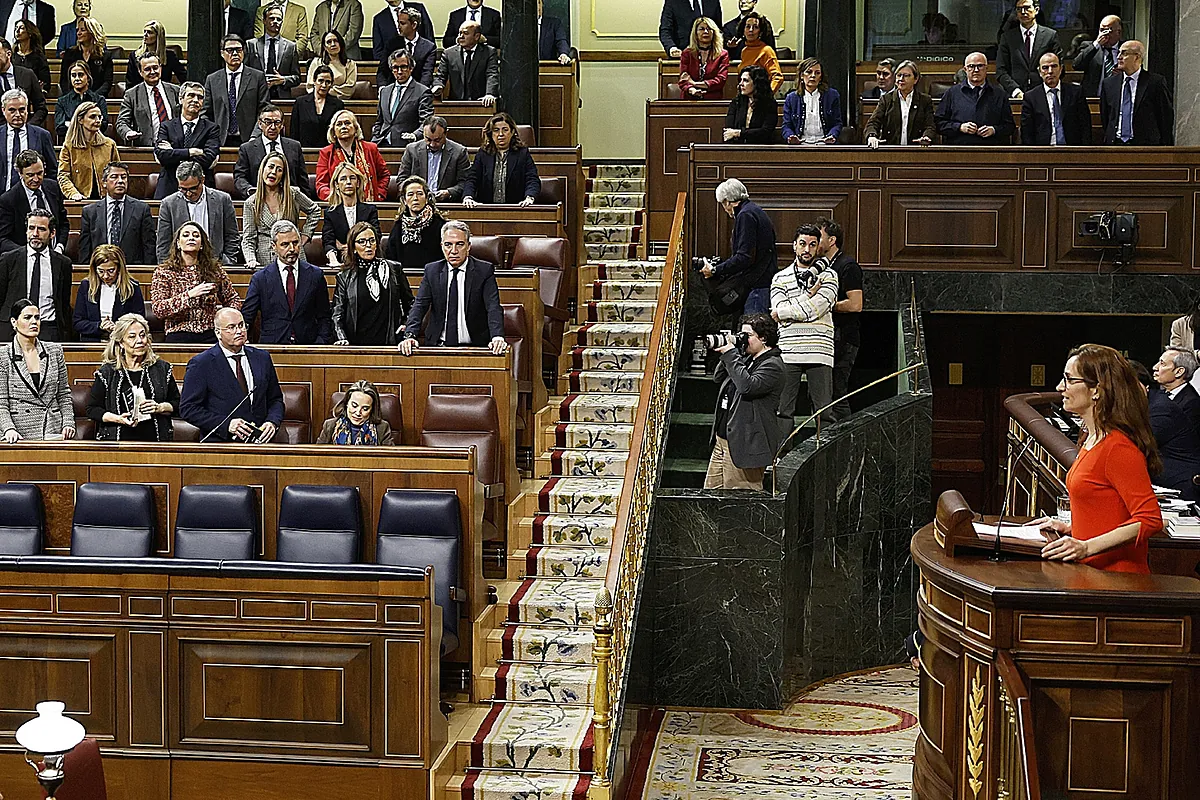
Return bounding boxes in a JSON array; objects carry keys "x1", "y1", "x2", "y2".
[{"x1": 15, "y1": 701, "x2": 86, "y2": 799}]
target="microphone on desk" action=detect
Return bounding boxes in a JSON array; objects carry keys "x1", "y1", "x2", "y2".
[
  {"x1": 992, "y1": 433, "x2": 1039, "y2": 562},
  {"x1": 198, "y1": 389, "x2": 254, "y2": 444}
]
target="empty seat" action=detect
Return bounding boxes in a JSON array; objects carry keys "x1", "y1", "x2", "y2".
[
  {"x1": 214, "y1": 172, "x2": 240, "y2": 200},
  {"x1": 0, "y1": 483, "x2": 44, "y2": 555},
  {"x1": 535, "y1": 176, "x2": 566, "y2": 206},
  {"x1": 276, "y1": 485, "x2": 362, "y2": 563},
  {"x1": 516, "y1": 124, "x2": 536, "y2": 147},
  {"x1": 71, "y1": 384, "x2": 94, "y2": 440},
  {"x1": 271, "y1": 384, "x2": 313, "y2": 444},
  {"x1": 419, "y1": 393, "x2": 503, "y2": 543},
  {"x1": 469, "y1": 235, "x2": 510, "y2": 268},
  {"x1": 71, "y1": 482, "x2": 156, "y2": 557},
  {"x1": 330, "y1": 391, "x2": 402, "y2": 437},
  {"x1": 376, "y1": 490, "x2": 462, "y2": 653},
  {"x1": 175, "y1": 485, "x2": 259, "y2": 560},
  {"x1": 512, "y1": 237, "x2": 570, "y2": 373}
]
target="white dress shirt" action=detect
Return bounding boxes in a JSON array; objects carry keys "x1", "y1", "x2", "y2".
[
  {"x1": 145, "y1": 82, "x2": 173, "y2": 140},
  {"x1": 5, "y1": 0, "x2": 32, "y2": 45},
  {"x1": 342, "y1": 202, "x2": 357, "y2": 228},
  {"x1": 25, "y1": 245, "x2": 52, "y2": 321},
  {"x1": 219, "y1": 344, "x2": 255, "y2": 394},
  {"x1": 1169, "y1": 383, "x2": 1187, "y2": 400},
  {"x1": 277, "y1": 258, "x2": 298, "y2": 294},
  {"x1": 99, "y1": 283, "x2": 116, "y2": 320},
  {"x1": 1123, "y1": 67, "x2": 1141, "y2": 106},
  {"x1": 261, "y1": 132, "x2": 283, "y2": 155},
  {"x1": 444, "y1": 261, "x2": 469, "y2": 344},
  {"x1": 801, "y1": 89, "x2": 825, "y2": 144},
  {"x1": 4, "y1": 125, "x2": 26, "y2": 190},
  {"x1": 897, "y1": 90, "x2": 913, "y2": 145},
  {"x1": 187, "y1": 193, "x2": 209, "y2": 228}
]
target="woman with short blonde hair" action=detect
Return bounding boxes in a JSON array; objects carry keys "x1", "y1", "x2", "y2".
[{"x1": 87, "y1": 313, "x2": 179, "y2": 442}]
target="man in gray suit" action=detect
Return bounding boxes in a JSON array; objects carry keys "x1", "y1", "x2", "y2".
[
  {"x1": 432, "y1": 20, "x2": 498, "y2": 105},
  {"x1": 116, "y1": 54, "x2": 181, "y2": 148},
  {"x1": 398, "y1": 116, "x2": 470, "y2": 203},
  {"x1": 312, "y1": 0, "x2": 364, "y2": 59},
  {"x1": 202, "y1": 34, "x2": 271, "y2": 147},
  {"x1": 156, "y1": 162, "x2": 241, "y2": 265},
  {"x1": 372, "y1": 51, "x2": 433, "y2": 146},
  {"x1": 78, "y1": 162, "x2": 155, "y2": 265},
  {"x1": 246, "y1": 6, "x2": 301, "y2": 101}
]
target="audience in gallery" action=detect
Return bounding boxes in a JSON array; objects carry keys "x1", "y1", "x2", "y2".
[
  {"x1": 86, "y1": 312, "x2": 179, "y2": 442},
  {"x1": 316, "y1": 108, "x2": 390, "y2": 202},
  {"x1": 312, "y1": 0, "x2": 365, "y2": 60},
  {"x1": 179, "y1": 305, "x2": 284, "y2": 442},
  {"x1": 0, "y1": 298, "x2": 73, "y2": 441},
  {"x1": 58, "y1": 16, "x2": 111, "y2": 97},
  {"x1": 771, "y1": 224, "x2": 837, "y2": 424},
  {"x1": 0, "y1": 209, "x2": 70, "y2": 340},
  {"x1": 242, "y1": 219, "x2": 333, "y2": 345},
  {"x1": 234, "y1": 104, "x2": 311, "y2": 200},
  {"x1": 77, "y1": 162, "x2": 156, "y2": 267},
  {"x1": 4, "y1": 28, "x2": 48, "y2": 121},
  {"x1": 306, "y1": 28, "x2": 357, "y2": 100},
  {"x1": 1147, "y1": 347, "x2": 1200, "y2": 501},
  {"x1": 782, "y1": 57, "x2": 842, "y2": 145},
  {"x1": 1073, "y1": 14, "x2": 1122, "y2": 96},
  {"x1": 864, "y1": 60, "x2": 934, "y2": 147},
  {"x1": 721, "y1": 0, "x2": 772, "y2": 61},
  {"x1": 72, "y1": 244, "x2": 145, "y2": 343},
  {"x1": 386, "y1": 175, "x2": 444, "y2": 274},
  {"x1": 117, "y1": 54, "x2": 183, "y2": 149},
  {"x1": 400, "y1": 219, "x2": 506, "y2": 355},
  {"x1": 399, "y1": 117, "x2": 470, "y2": 203},
  {"x1": 442, "y1": 0, "x2": 501, "y2": 50},
  {"x1": 934, "y1": 52, "x2": 1015, "y2": 145},
  {"x1": 224, "y1": 0, "x2": 254, "y2": 42},
  {"x1": 150, "y1": 220, "x2": 240, "y2": 344},
  {"x1": 463, "y1": 111, "x2": 539, "y2": 207},
  {"x1": 995, "y1": 0, "x2": 1061, "y2": 99},
  {"x1": 154, "y1": 82, "x2": 220, "y2": 199},
  {"x1": 125, "y1": 20, "x2": 186, "y2": 88},
  {"x1": 734, "y1": 13, "x2": 782, "y2": 94},
  {"x1": 723, "y1": 65, "x2": 777, "y2": 145},
  {"x1": 12, "y1": 20, "x2": 50, "y2": 95},
  {"x1": 433, "y1": 20, "x2": 499, "y2": 105},
  {"x1": 699, "y1": 179, "x2": 775, "y2": 316},
  {"x1": 155, "y1": 162, "x2": 241, "y2": 266},
  {"x1": 316, "y1": 378, "x2": 395, "y2": 444},
  {"x1": 289, "y1": 64, "x2": 345, "y2": 149},
  {"x1": 537, "y1": 0, "x2": 570, "y2": 64},
  {"x1": 246, "y1": 6, "x2": 303, "y2": 102},
  {"x1": 0, "y1": 151, "x2": 67, "y2": 255},
  {"x1": 322, "y1": 160, "x2": 379, "y2": 268},
  {"x1": 202, "y1": 35, "x2": 270, "y2": 148},
  {"x1": 1020, "y1": 52, "x2": 1092, "y2": 146},
  {"x1": 253, "y1": 0, "x2": 312, "y2": 59},
  {"x1": 860, "y1": 58, "x2": 895, "y2": 100},
  {"x1": 815, "y1": 217, "x2": 862, "y2": 424},
  {"x1": 57, "y1": 101, "x2": 117, "y2": 201},
  {"x1": 659, "y1": 0, "x2": 721, "y2": 58},
  {"x1": 54, "y1": 0, "x2": 85, "y2": 57},
  {"x1": 1, "y1": 88, "x2": 55, "y2": 184},
  {"x1": 3, "y1": 0, "x2": 53, "y2": 54},
  {"x1": 1099, "y1": 40, "x2": 1174, "y2": 146},
  {"x1": 241, "y1": 151, "x2": 321, "y2": 271},
  {"x1": 54, "y1": 59, "x2": 106, "y2": 140},
  {"x1": 678, "y1": 17, "x2": 728, "y2": 101},
  {"x1": 372, "y1": 50, "x2": 434, "y2": 147},
  {"x1": 331, "y1": 219, "x2": 412, "y2": 346}
]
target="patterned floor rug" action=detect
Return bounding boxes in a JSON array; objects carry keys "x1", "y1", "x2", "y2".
[{"x1": 639, "y1": 667, "x2": 919, "y2": 800}]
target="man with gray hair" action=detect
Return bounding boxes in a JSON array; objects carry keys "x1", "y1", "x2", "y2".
[
  {"x1": 0, "y1": 87, "x2": 52, "y2": 189},
  {"x1": 698, "y1": 178, "x2": 777, "y2": 316},
  {"x1": 1150, "y1": 346, "x2": 1200, "y2": 499},
  {"x1": 0, "y1": 38, "x2": 45, "y2": 128},
  {"x1": 156, "y1": 161, "x2": 240, "y2": 265},
  {"x1": 116, "y1": 53, "x2": 181, "y2": 147},
  {"x1": 154, "y1": 81, "x2": 221, "y2": 198},
  {"x1": 242, "y1": 219, "x2": 333, "y2": 344},
  {"x1": 400, "y1": 218, "x2": 506, "y2": 355},
  {"x1": 78, "y1": 161, "x2": 155, "y2": 264}
]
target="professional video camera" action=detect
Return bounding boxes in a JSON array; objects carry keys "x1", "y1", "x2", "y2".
[{"x1": 1077, "y1": 211, "x2": 1139, "y2": 270}]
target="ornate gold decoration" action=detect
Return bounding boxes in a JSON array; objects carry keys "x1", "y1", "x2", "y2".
[
  {"x1": 592, "y1": 587, "x2": 613, "y2": 787},
  {"x1": 967, "y1": 665, "x2": 987, "y2": 798}
]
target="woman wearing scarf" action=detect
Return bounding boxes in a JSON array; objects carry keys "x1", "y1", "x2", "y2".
[
  {"x1": 331, "y1": 220, "x2": 413, "y2": 345},
  {"x1": 386, "y1": 176, "x2": 444, "y2": 273},
  {"x1": 315, "y1": 110, "x2": 390, "y2": 202},
  {"x1": 316, "y1": 380, "x2": 395, "y2": 445}
]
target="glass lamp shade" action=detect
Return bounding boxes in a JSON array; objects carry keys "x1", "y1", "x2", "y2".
[{"x1": 15, "y1": 702, "x2": 86, "y2": 755}]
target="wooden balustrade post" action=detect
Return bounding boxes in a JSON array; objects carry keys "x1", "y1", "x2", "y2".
[{"x1": 591, "y1": 586, "x2": 613, "y2": 787}]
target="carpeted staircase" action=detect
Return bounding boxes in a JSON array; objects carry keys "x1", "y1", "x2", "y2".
[{"x1": 443, "y1": 165, "x2": 656, "y2": 799}]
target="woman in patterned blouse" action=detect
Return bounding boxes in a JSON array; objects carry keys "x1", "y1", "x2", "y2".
[{"x1": 150, "y1": 222, "x2": 240, "y2": 343}]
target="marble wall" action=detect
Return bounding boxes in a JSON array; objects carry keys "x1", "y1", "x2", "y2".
[{"x1": 1177, "y1": 0, "x2": 1200, "y2": 145}]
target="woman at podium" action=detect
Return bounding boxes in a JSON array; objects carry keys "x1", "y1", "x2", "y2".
[{"x1": 1035, "y1": 344, "x2": 1163, "y2": 573}]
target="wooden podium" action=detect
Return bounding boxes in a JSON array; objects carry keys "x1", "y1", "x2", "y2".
[
  {"x1": 913, "y1": 491, "x2": 1200, "y2": 800},
  {"x1": 933, "y1": 489, "x2": 1057, "y2": 559}
]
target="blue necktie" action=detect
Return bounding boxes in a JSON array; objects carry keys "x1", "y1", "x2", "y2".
[
  {"x1": 228, "y1": 73, "x2": 240, "y2": 136},
  {"x1": 1119, "y1": 77, "x2": 1133, "y2": 142},
  {"x1": 8, "y1": 128, "x2": 19, "y2": 189},
  {"x1": 1050, "y1": 88, "x2": 1065, "y2": 145}
]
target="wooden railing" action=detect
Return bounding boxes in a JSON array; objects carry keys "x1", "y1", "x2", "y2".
[{"x1": 995, "y1": 651, "x2": 1042, "y2": 800}]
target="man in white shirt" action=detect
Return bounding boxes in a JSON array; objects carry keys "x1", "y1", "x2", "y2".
[
  {"x1": 155, "y1": 161, "x2": 241, "y2": 265},
  {"x1": 1019, "y1": 52, "x2": 1092, "y2": 145},
  {"x1": 0, "y1": 88, "x2": 52, "y2": 188},
  {"x1": 0, "y1": 209, "x2": 71, "y2": 341},
  {"x1": 116, "y1": 54, "x2": 181, "y2": 148}
]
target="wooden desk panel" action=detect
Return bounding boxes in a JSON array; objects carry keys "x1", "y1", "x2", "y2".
[
  {"x1": 538, "y1": 63, "x2": 580, "y2": 148},
  {"x1": 857, "y1": 96, "x2": 1105, "y2": 142},
  {"x1": 646, "y1": 100, "x2": 726, "y2": 242}
]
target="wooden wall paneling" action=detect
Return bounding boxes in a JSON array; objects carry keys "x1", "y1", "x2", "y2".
[
  {"x1": 646, "y1": 100, "x2": 726, "y2": 242},
  {"x1": 167, "y1": 757, "x2": 430, "y2": 800},
  {"x1": 0, "y1": 464, "x2": 88, "y2": 552},
  {"x1": 128, "y1": 628, "x2": 168, "y2": 749},
  {"x1": 1022, "y1": 190, "x2": 1050, "y2": 269},
  {"x1": 537, "y1": 64, "x2": 580, "y2": 148},
  {"x1": 888, "y1": 193, "x2": 1016, "y2": 266}
]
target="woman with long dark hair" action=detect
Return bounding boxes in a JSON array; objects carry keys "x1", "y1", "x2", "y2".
[
  {"x1": 54, "y1": 60, "x2": 107, "y2": 140},
  {"x1": 463, "y1": 111, "x2": 540, "y2": 207},
  {"x1": 331, "y1": 220, "x2": 412, "y2": 346},
  {"x1": 723, "y1": 65, "x2": 777, "y2": 143},
  {"x1": 13, "y1": 20, "x2": 51, "y2": 92},
  {"x1": 86, "y1": 313, "x2": 179, "y2": 442},
  {"x1": 734, "y1": 12, "x2": 782, "y2": 93},
  {"x1": 306, "y1": 29, "x2": 357, "y2": 99},
  {"x1": 291, "y1": 65, "x2": 346, "y2": 149},
  {"x1": 0, "y1": 299, "x2": 74, "y2": 442},
  {"x1": 150, "y1": 222, "x2": 240, "y2": 343}
]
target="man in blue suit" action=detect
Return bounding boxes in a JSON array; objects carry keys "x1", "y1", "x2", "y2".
[
  {"x1": 154, "y1": 82, "x2": 222, "y2": 199},
  {"x1": 0, "y1": 88, "x2": 54, "y2": 190},
  {"x1": 180, "y1": 306, "x2": 285, "y2": 442},
  {"x1": 242, "y1": 220, "x2": 332, "y2": 344},
  {"x1": 537, "y1": 0, "x2": 570, "y2": 63}
]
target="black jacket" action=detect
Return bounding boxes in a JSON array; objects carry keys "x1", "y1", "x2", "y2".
[
  {"x1": 710, "y1": 346, "x2": 787, "y2": 469},
  {"x1": 724, "y1": 94, "x2": 778, "y2": 143},
  {"x1": 331, "y1": 260, "x2": 413, "y2": 344},
  {"x1": 154, "y1": 116, "x2": 222, "y2": 198},
  {"x1": 539, "y1": 15, "x2": 569, "y2": 60},
  {"x1": 87, "y1": 359, "x2": 178, "y2": 441},
  {"x1": 659, "y1": 0, "x2": 722, "y2": 53},
  {"x1": 933, "y1": 81, "x2": 1016, "y2": 144},
  {"x1": 322, "y1": 203, "x2": 381, "y2": 260},
  {"x1": 714, "y1": 200, "x2": 776, "y2": 291},
  {"x1": 1020, "y1": 81, "x2": 1093, "y2": 145},
  {"x1": 464, "y1": 148, "x2": 541, "y2": 204},
  {"x1": 0, "y1": 246, "x2": 72, "y2": 340},
  {"x1": 0, "y1": 181, "x2": 68, "y2": 254},
  {"x1": 995, "y1": 23, "x2": 1061, "y2": 95},
  {"x1": 71, "y1": 279, "x2": 146, "y2": 342},
  {"x1": 1149, "y1": 385, "x2": 1200, "y2": 500},
  {"x1": 405, "y1": 256, "x2": 504, "y2": 346},
  {"x1": 1099, "y1": 69, "x2": 1174, "y2": 146},
  {"x1": 385, "y1": 212, "x2": 444, "y2": 273},
  {"x1": 1072, "y1": 39, "x2": 1121, "y2": 96},
  {"x1": 443, "y1": 5, "x2": 502, "y2": 48}
]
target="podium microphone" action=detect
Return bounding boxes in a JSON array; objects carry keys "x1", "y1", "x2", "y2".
[
  {"x1": 198, "y1": 390, "x2": 254, "y2": 444},
  {"x1": 992, "y1": 433, "x2": 1038, "y2": 562}
]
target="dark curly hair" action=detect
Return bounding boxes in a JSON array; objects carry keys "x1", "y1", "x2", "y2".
[
  {"x1": 740, "y1": 65, "x2": 773, "y2": 105},
  {"x1": 737, "y1": 11, "x2": 775, "y2": 46},
  {"x1": 740, "y1": 312, "x2": 779, "y2": 348}
]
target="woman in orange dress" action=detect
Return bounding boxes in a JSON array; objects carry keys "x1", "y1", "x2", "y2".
[{"x1": 1034, "y1": 344, "x2": 1163, "y2": 573}]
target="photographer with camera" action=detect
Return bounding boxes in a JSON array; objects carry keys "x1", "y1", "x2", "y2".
[
  {"x1": 704, "y1": 313, "x2": 788, "y2": 490},
  {"x1": 697, "y1": 178, "x2": 777, "y2": 315}
]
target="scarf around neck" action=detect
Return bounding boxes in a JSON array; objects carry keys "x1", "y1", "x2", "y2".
[
  {"x1": 332, "y1": 414, "x2": 379, "y2": 445},
  {"x1": 400, "y1": 204, "x2": 434, "y2": 244}
]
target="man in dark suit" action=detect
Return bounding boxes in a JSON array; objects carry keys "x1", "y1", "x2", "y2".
[
  {"x1": 246, "y1": 6, "x2": 302, "y2": 101},
  {"x1": 537, "y1": 0, "x2": 569, "y2": 63},
  {"x1": 432, "y1": 20, "x2": 499, "y2": 104},
  {"x1": 0, "y1": 209, "x2": 70, "y2": 341},
  {"x1": 934, "y1": 53, "x2": 1016, "y2": 145},
  {"x1": 399, "y1": 116, "x2": 471, "y2": 203},
  {"x1": 0, "y1": 0, "x2": 53, "y2": 50},
  {"x1": 154, "y1": 82, "x2": 221, "y2": 199},
  {"x1": 0, "y1": 88, "x2": 54, "y2": 190},
  {"x1": 659, "y1": 0, "x2": 721, "y2": 57},
  {"x1": 0, "y1": 39, "x2": 44, "y2": 128},
  {"x1": 180, "y1": 306, "x2": 285, "y2": 443},
  {"x1": 156, "y1": 164, "x2": 241, "y2": 265},
  {"x1": 78, "y1": 162, "x2": 155, "y2": 265},
  {"x1": 1099, "y1": 40, "x2": 1174, "y2": 146},
  {"x1": 443, "y1": 0, "x2": 500, "y2": 48},
  {"x1": 233, "y1": 104, "x2": 310, "y2": 198},
  {"x1": 226, "y1": 0, "x2": 254, "y2": 41},
  {"x1": 202, "y1": 34, "x2": 271, "y2": 147},
  {"x1": 400, "y1": 219, "x2": 506, "y2": 355},
  {"x1": 995, "y1": 0, "x2": 1061, "y2": 99},
  {"x1": 116, "y1": 54, "x2": 181, "y2": 148},
  {"x1": 372, "y1": 52, "x2": 433, "y2": 146},
  {"x1": 1072, "y1": 14, "x2": 1122, "y2": 96},
  {"x1": 0, "y1": 151, "x2": 65, "y2": 254},
  {"x1": 1150, "y1": 347, "x2": 1200, "y2": 499},
  {"x1": 373, "y1": 0, "x2": 435, "y2": 81},
  {"x1": 242, "y1": 220, "x2": 332, "y2": 345},
  {"x1": 1020, "y1": 53, "x2": 1092, "y2": 145},
  {"x1": 376, "y1": 5, "x2": 436, "y2": 85}
]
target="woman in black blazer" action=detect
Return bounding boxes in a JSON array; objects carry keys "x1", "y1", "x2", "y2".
[
  {"x1": 291, "y1": 66, "x2": 346, "y2": 149},
  {"x1": 723, "y1": 65, "x2": 778, "y2": 144},
  {"x1": 386, "y1": 176, "x2": 446, "y2": 273},
  {"x1": 72, "y1": 245, "x2": 146, "y2": 343},
  {"x1": 58, "y1": 18, "x2": 114, "y2": 96},
  {"x1": 331, "y1": 220, "x2": 413, "y2": 346},
  {"x1": 463, "y1": 112, "x2": 541, "y2": 206},
  {"x1": 124, "y1": 22, "x2": 187, "y2": 87},
  {"x1": 322, "y1": 161, "x2": 380, "y2": 267}
]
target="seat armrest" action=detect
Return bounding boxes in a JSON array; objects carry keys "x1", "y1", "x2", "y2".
[
  {"x1": 450, "y1": 586, "x2": 467, "y2": 602},
  {"x1": 483, "y1": 482, "x2": 505, "y2": 500},
  {"x1": 544, "y1": 306, "x2": 571, "y2": 322}
]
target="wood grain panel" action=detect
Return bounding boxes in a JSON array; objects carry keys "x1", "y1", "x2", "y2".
[
  {"x1": 0, "y1": 633, "x2": 116, "y2": 739},
  {"x1": 129, "y1": 630, "x2": 166, "y2": 747}
]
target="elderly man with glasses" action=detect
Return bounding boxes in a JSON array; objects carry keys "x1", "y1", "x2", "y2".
[{"x1": 934, "y1": 52, "x2": 1015, "y2": 145}]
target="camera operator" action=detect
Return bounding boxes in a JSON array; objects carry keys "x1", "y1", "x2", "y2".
[
  {"x1": 705, "y1": 313, "x2": 789, "y2": 490},
  {"x1": 698, "y1": 178, "x2": 777, "y2": 315}
]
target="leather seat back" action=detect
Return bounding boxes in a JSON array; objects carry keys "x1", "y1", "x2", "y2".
[
  {"x1": 0, "y1": 483, "x2": 44, "y2": 555},
  {"x1": 276, "y1": 485, "x2": 362, "y2": 564},
  {"x1": 419, "y1": 394, "x2": 500, "y2": 485},
  {"x1": 469, "y1": 235, "x2": 509, "y2": 268},
  {"x1": 48, "y1": 737, "x2": 107, "y2": 800},
  {"x1": 71, "y1": 482, "x2": 155, "y2": 557},
  {"x1": 72, "y1": 384, "x2": 94, "y2": 440},
  {"x1": 330, "y1": 391, "x2": 402, "y2": 437},
  {"x1": 175, "y1": 485, "x2": 259, "y2": 560},
  {"x1": 271, "y1": 384, "x2": 312, "y2": 444},
  {"x1": 535, "y1": 176, "x2": 566, "y2": 206},
  {"x1": 502, "y1": 304, "x2": 530, "y2": 385},
  {"x1": 516, "y1": 124, "x2": 536, "y2": 147},
  {"x1": 215, "y1": 172, "x2": 240, "y2": 200}
]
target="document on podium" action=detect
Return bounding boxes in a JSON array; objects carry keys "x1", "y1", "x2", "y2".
[{"x1": 973, "y1": 522, "x2": 1050, "y2": 542}]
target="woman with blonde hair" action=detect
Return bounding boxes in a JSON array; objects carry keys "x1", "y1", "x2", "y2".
[
  {"x1": 58, "y1": 101, "x2": 119, "y2": 201},
  {"x1": 242, "y1": 152, "x2": 322, "y2": 270},
  {"x1": 315, "y1": 109, "x2": 390, "y2": 201},
  {"x1": 72, "y1": 244, "x2": 145, "y2": 342},
  {"x1": 316, "y1": 379, "x2": 395, "y2": 445},
  {"x1": 59, "y1": 16, "x2": 113, "y2": 96},
  {"x1": 679, "y1": 17, "x2": 729, "y2": 100},
  {"x1": 322, "y1": 160, "x2": 379, "y2": 267},
  {"x1": 55, "y1": 0, "x2": 90, "y2": 56},
  {"x1": 125, "y1": 20, "x2": 186, "y2": 87},
  {"x1": 150, "y1": 221, "x2": 240, "y2": 343},
  {"x1": 86, "y1": 313, "x2": 179, "y2": 442}
]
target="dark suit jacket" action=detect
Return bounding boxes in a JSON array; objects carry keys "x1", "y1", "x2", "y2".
[
  {"x1": 227, "y1": 6, "x2": 254, "y2": 41},
  {"x1": 71, "y1": 278, "x2": 145, "y2": 342},
  {"x1": 399, "y1": 138, "x2": 471, "y2": 201},
  {"x1": 443, "y1": 5, "x2": 502, "y2": 48},
  {"x1": 658, "y1": 0, "x2": 721, "y2": 53},
  {"x1": 934, "y1": 82, "x2": 1016, "y2": 144},
  {"x1": 7, "y1": 65, "x2": 47, "y2": 128},
  {"x1": 1020, "y1": 81, "x2": 1093, "y2": 145},
  {"x1": 862, "y1": 90, "x2": 936, "y2": 144},
  {"x1": 1073, "y1": 39, "x2": 1122, "y2": 96},
  {"x1": 0, "y1": 0, "x2": 53, "y2": 51},
  {"x1": 434, "y1": 44, "x2": 499, "y2": 101},
  {"x1": 781, "y1": 88, "x2": 843, "y2": 141},
  {"x1": 405, "y1": 256, "x2": 504, "y2": 346},
  {"x1": 78, "y1": 196, "x2": 155, "y2": 265},
  {"x1": 1099, "y1": 69, "x2": 1174, "y2": 146},
  {"x1": 1150, "y1": 385, "x2": 1200, "y2": 499},
  {"x1": 996, "y1": 23, "x2": 1062, "y2": 95},
  {"x1": 0, "y1": 246, "x2": 71, "y2": 340},
  {"x1": 539, "y1": 15, "x2": 569, "y2": 60},
  {"x1": 233, "y1": 135, "x2": 311, "y2": 199},
  {"x1": 246, "y1": 35, "x2": 302, "y2": 100},
  {"x1": 463, "y1": 147, "x2": 540, "y2": 204},
  {"x1": 153, "y1": 116, "x2": 222, "y2": 198},
  {"x1": 372, "y1": 2, "x2": 435, "y2": 63},
  {"x1": 179, "y1": 344, "x2": 285, "y2": 441},
  {"x1": 321, "y1": 202, "x2": 379, "y2": 258},
  {"x1": 709, "y1": 347, "x2": 787, "y2": 469},
  {"x1": 202, "y1": 66, "x2": 271, "y2": 145},
  {"x1": 376, "y1": 35, "x2": 436, "y2": 86},
  {"x1": 0, "y1": 181, "x2": 67, "y2": 253},
  {"x1": 372, "y1": 80, "x2": 433, "y2": 146},
  {"x1": 724, "y1": 95, "x2": 778, "y2": 144},
  {"x1": 0, "y1": 124, "x2": 56, "y2": 184},
  {"x1": 242, "y1": 259, "x2": 333, "y2": 344}
]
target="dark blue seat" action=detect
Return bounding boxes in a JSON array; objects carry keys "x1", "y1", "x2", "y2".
[
  {"x1": 175, "y1": 485, "x2": 259, "y2": 560},
  {"x1": 375, "y1": 489, "x2": 463, "y2": 653},
  {"x1": 70, "y1": 483, "x2": 156, "y2": 557},
  {"x1": 0, "y1": 484, "x2": 44, "y2": 555},
  {"x1": 276, "y1": 485, "x2": 362, "y2": 564}
]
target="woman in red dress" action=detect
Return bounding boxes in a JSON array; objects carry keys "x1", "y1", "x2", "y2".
[{"x1": 1035, "y1": 344, "x2": 1163, "y2": 573}]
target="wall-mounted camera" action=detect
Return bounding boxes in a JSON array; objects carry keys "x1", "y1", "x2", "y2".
[{"x1": 1077, "y1": 211, "x2": 1139, "y2": 270}]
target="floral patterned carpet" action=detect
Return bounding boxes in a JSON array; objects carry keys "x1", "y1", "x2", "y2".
[{"x1": 639, "y1": 667, "x2": 920, "y2": 800}]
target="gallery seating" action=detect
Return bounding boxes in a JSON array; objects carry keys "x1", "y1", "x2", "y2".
[
  {"x1": 275, "y1": 484, "x2": 363, "y2": 564},
  {"x1": 70, "y1": 482, "x2": 156, "y2": 557},
  {"x1": 0, "y1": 483, "x2": 44, "y2": 556},
  {"x1": 174, "y1": 484, "x2": 260, "y2": 560}
]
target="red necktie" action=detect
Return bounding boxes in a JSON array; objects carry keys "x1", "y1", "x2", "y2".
[
  {"x1": 285, "y1": 265, "x2": 296, "y2": 310},
  {"x1": 153, "y1": 86, "x2": 168, "y2": 124},
  {"x1": 233, "y1": 353, "x2": 248, "y2": 395},
  {"x1": 1025, "y1": 30, "x2": 1033, "y2": 60}
]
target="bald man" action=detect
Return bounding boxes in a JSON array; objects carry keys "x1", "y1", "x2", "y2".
[
  {"x1": 1099, "y1": 40, "x2": 1174, "y2": 146},
  {"x1": 1072, "y1": 14, "x2": 1123, "y2": 95}
]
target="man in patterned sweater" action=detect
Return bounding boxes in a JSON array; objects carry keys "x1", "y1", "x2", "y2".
[{"x1": 770, "y1": 223, "x2": 839, "y2": 424}]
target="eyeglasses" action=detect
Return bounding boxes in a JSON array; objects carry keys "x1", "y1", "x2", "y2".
[
  {"x1": 261, "y1": 118, "x2": 283, "y2": 127},
  {"x1": 223, "y1": 47, "x2": 243, "y2": 54},
  {"x1": 220, "y1": 321, "x2": 247, "y2": 331},
  {"x1": 355, "y1": 237, "x2": 377, "y2": 246},
  {"x1": 1062, "y1": 373, "x2": 1089, "y2": 385},
  {"x1": 964, "y1": 64, "x2": 987, "y2": 71},
  {"x1": 392, "y1": 63, "x2": 412, "y2": 71}
]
